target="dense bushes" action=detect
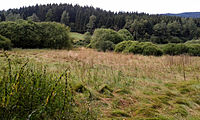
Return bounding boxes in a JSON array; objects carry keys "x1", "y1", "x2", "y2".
[
  {"x1": 0, "y1": 20, "x2": 71, "y2": 49},
  {"x1": 114, "y1": 41, "x2": 136, "y2": 52},
  {"x1": 115, "y1": 41, "x2": 163, "y2": 56},
  {"x1": 187, "y1": 44, "x2": 200, "y2": 56},
  {"x1": 118, "y1": 29, "x2": 133, "y2": 41},
  {"x1": 163, "y1": 43, "x2": 188, "y2": 55},
  {"x1": 0, "y1": 35, "x2": 12, "y2": 50},
  {"x1": 91, "y1": 28, "x2": 123, "y2": 51},
  {"x1": 38, "y1": 22, "x2": 71, "y2": 49},
  {"x1": 115, "y1": 41, "x2": 200, "y2": 56}
]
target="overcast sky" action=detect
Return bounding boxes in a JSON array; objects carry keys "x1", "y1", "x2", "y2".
[{"x1": 0, "y1": 0, "x2": 200, "y2": 14}]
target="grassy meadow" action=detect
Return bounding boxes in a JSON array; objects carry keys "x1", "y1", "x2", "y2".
[{"x1": 0, "y1": 48, "x2": 200, "y2": 119}]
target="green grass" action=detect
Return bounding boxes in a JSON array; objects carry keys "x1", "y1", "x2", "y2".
[{"x1": 70, "y1": 32, "x2": 84, "y2": 42}]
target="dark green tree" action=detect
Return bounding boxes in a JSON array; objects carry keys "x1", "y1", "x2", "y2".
[
  {"x1": 91, "y1": 28, "x2": 123, "y2": 51},
  {"x1": 87, "y1": 15, "x2": 96, "y2": 34},
  {"x1": 6, "y1": 12, "x2": 21, "y2": 21},
  {"x1": 118, "y1": 29, "x2": 133, "y2": 41},
  {"x1": 27, "y1": 13, "x2": 40, "y2": 22},
  {"x1": 45, "y1": 9, "x2": 54, "y2": 21},
  {"x1": 61, "y1": 10, "x2": 70, "y2": 26}
]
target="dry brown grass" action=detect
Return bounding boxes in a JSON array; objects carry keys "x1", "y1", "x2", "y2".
[{"x1": 10, "y1": 48, "x2": 200, "y2": 82}]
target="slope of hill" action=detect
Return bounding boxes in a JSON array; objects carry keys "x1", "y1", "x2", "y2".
[{"x1": 164, "y1": 12, "x2": 200, "y2": 18}]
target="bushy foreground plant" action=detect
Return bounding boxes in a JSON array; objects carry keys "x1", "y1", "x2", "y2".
[
  {"x1": 91, "y1": 28, "x2": 123, "y2": 52},
  {"x1": 0, "y1": 20, "x2": 72, "y2": 49},
  {"x1": 0, "y1": 35, "x2": 12, "y2": 50},
  {"x1": 0, "y1": 53, "x2": 96, "y2": 119}
]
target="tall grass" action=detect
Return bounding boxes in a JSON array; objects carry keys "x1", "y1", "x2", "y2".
[
  {"x1": 0, "y1": 51, "x2": 96, "y2": 119},
  {"x1": 1, "y1": 48, "x2": 200, "y2": 119}
]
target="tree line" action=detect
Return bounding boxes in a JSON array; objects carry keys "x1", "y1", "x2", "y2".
[{"x1": 1, "y1": 3, "x2": 200, "y2": 44}]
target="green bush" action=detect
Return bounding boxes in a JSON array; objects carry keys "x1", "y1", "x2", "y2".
[
  {"x1": 168, "y1": 36, "x2": 182, "y2": 43},
  {"x1": 91, "y1": 28, "x2": 123, "y2": 51},
  {"x1": 0, "y1": 20, "x2": 72, "y2": 49},
  {"x1": 123, "y1": 41, "x2": 142, "y2": 54},
  {"x1": 142, "y1": 45, "x2": 163, "y2": 56},
  {"x1": 138, "y1": 42, "x2": 163, "y2": 56},
  {"x1": 83, "y1": 32, "x2": 92, "y2": 45},
  {"x1": 163, "y1": 43, "x2": 189, "y2": 55},
  {"x1": 187, "y1": 44, "x2": 200, "y2": 56},
  {"x1": 96, "y1": 41, "x2": 115, "y2": 52},
  {"x1": 114, "y1": 40, "x2": 136, "y2": 52},
  {"x1": 38, "y1": 22, "x2": 71, "y2": 49},
  {"x1": 115, "y1": 41, "x2": 163, "y2": 56},
  {"x1": 118, "y1": 29, "x2": 133, "y2": 41},
  {"x1": 0, "y1": 35, "x2": 12, "y2": 50}
]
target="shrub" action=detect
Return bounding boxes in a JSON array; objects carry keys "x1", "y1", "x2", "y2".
[
  {"x1": 91, "y1": 28, "x2": 123, "y2": 51},
  {"x1": 0, "y1": 20, "x2": 72, "y2": 49},
  {"x1": 115, "y1": 41, "x2": 163, "y2": 56},
  {"x1": 163, "y1": 43, "x2": 189, "y2": 55},
  {"x1": 114, "y1": 40, "x2": 136, "y2": 52},
  {"x1": 118, "y1": 29, "x2": 133, "y2": 41},
  {"x1": 123, "y1": 41, "x2": 141, "y2": 54},
  {"x1": 138, "y1": 42, "x2": 163, "y2": 56},
  {"x1": 168, "y1": 36, "x2": 182, "y2": 43},
  {"x1": 96, "y1": 41, "x2": 115, "y2": 52},
  {"x1": 38, "y1": 22, "x2": 71, "y2": 49},
  {"x1": 0, "y1": 35, "x2": 12, "y2": 50},
  {"x1": 187, "y1": 44, "x2": 200, "y2": 56},
  {"x1": 142, "y1": 45, "x2": 163, "y2": 56}
]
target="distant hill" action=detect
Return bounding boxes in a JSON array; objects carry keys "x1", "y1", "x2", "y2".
[{"x1": 163, "y1": 12, "x2": 200, "y2": 18}]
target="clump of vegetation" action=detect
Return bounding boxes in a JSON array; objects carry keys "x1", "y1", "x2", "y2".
[
  {"x1": 187, "y1": 44, "x2": 200, "y2": 56},
  {"x1": 115, "y1": 41, "x2": 163, "y2": 56},
  {"x1": 73, "y1": 83, "x2": 88, "y2": 93},
  {"x1": 111, "y1": 110, "x2": 131, "y2": 117},
  {"x1": 0, "y1": 20, "x2": 72, "y2": 49},
  {"x1": 171, "y1": 105, "x2": 188, "y2": 117},
  {"x1": 135, "y1": 107, "x2": 159, "y2": 117},
  {"x1": 99, "y1": 84, "x2": 114, "y2": 97},
  {"x1": 91, "y1": 28, "x2": 123, "y2": 52},
  {"x1": 140, "y1": 42, "x2": 163, "y2": 56},
  {"x1": 0, "y1": 35, "x2": 12, "y2": 50},
  {"x1": 162, "y1": 43, "x2": 189, "y2": 55},
  {"x1": 185, "y1": 39, "x2": 200, "y2": 44},
  {"x1": 0, "y1": 53, "x2": 95, "y2": 119},
  {"x1": 118, "y1": 29, "x2": 133, "y2": 41},
  {"x1": 114, "y1": 40, "x2": 138, "y2": 52}
]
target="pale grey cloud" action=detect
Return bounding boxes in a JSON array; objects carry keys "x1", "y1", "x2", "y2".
[{"x1": 0, "y1": 0, "x2": 200, "y2": 14}]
